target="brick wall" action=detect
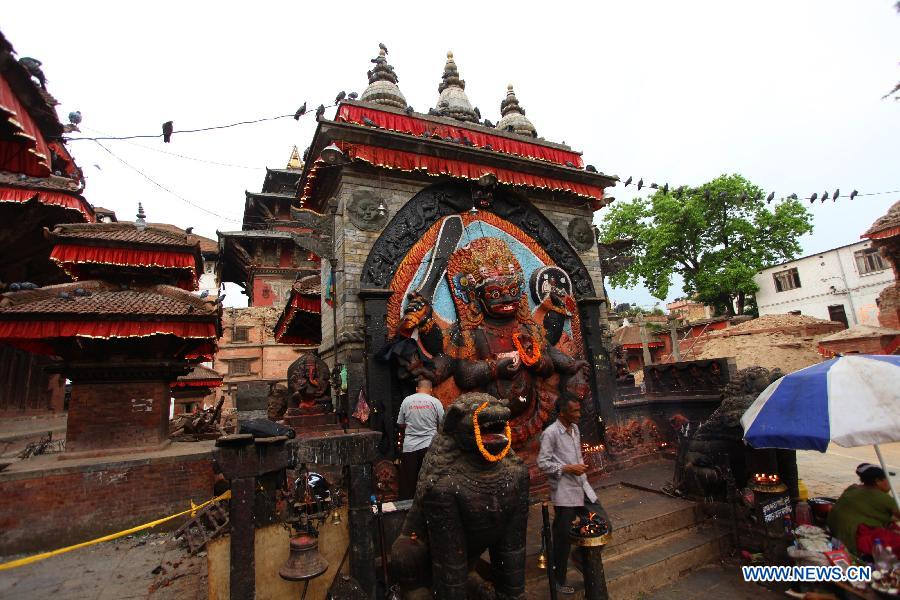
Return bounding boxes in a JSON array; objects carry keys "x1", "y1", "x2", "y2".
[
  {"x1": 819, "y1": 335, "x2": 898, "y2": 357},
  {"x1": 0, "y1": 451, "x2": 215, "y2": 554},
  {"x1": 66, "y1": 380, "x2": 169, "y2": 452},
  {"x1": 878, "y1": 284, "x2": 900, "y2": 330}
]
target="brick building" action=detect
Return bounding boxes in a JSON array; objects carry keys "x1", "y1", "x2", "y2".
[{"x1": 211, "y1": 305, "x2": 313, "y2": 413}]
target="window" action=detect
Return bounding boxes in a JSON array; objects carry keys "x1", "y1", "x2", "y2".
[
  {"x1": 232, "y1": 327, "x2": 251, "y2": 343},
  {"x1": 855, "y1": 248, "x2": 886, "y2": 275},
  {"x1": 773, "y1": 268, "x2": 801, "y2": 292},
  {"x1": 228, "y1": 359, "x2": 252, "y2": 376},
  {"x1": 828, "y1": 304, "x2": 848, "y2": 328}
]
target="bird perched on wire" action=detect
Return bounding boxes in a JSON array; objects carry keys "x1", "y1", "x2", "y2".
[
  {"x1": 850, "y1": 190, "x2": 858, "y2": 200},
  {"x1": 821, "y1": 191, "x2": 829, "y2": 202},
  {"x1": 637, "y1": 178, "x2": 644, "y2": 191},
  {"x1": 623, "y1": 176, "x2": 633, "y2": 187},
  {"x1": 766, "y1": 191, "x2": 775, "y2": 203},
  {"x1": 379, "y1": 42, "x2": 389, "y2": 54},
  {"x1": 833, "y1": 189, "x2": 840, "y2": 201},
  {"x1": 315, "y1": 104, "x2": 325, "y2": 120},
  {"x1": 809, "y1": 192, "x2": 818, "y2": 203},
  {"x1": 788, "y1": 193, "x2": 798, "y2": 200},
  {"x1": 348, "y1": 92, "x2": 358, "y2": 100},
  {"x1": 294, "y1": 103, "x2": 307, "y2": 120},
  {"x1": 162, "y1": 121, "x2": 174, "y2": 143},
  {"x1": 483, "y1": 119, "x2": 494, "y2": 128},
  {"x1": 363, "y1": 117, "x2": 377, "y2": 127},
  {"x1": 650, "y1": 183, "x2": 659, "y2": 190},
  {"x1": 19, "y1": 57, "x2": 46, "y2": 89},
  {"x1": 335, "y1": 91, "x2": 346, "y2": 103}
]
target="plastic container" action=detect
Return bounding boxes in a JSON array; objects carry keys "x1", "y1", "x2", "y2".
[{"x1": 797, "y1": 479, "x2": 809, "y2": 501}]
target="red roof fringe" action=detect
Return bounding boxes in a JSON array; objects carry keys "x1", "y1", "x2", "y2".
[
  {"x1": 338, "y1": 104, "x2": 584, "y2": 168},
  {"x1": 0, "y1": 186, "x2": 92, "y2": 222},
  {"x1": 336, "y1": 142, "x2": 604, "y2": 205}
]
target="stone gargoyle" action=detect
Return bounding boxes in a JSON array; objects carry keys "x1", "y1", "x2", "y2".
[{"x1": 390, "y1": 392, "x2": 529, "y2": 600}]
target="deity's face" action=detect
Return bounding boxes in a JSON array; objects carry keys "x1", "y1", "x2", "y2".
[
  {"x1": 354, "y1": 198, "x2": 381, "y2": 222},
  {"x1": 572, "y1": 220, "x2": 593, "y2": 244},
  {"x1": 477, "y1": 276, "x2": 522, "y2": 318}
]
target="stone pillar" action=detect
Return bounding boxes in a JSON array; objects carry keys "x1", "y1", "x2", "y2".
[
  {"x1": 359, "y1": 288, "x2": 395, "y2": 455},
  {"x1": 61, "y1": 361, "x2": 190, "y2": 455},
  {"x1": 668, "y1": 317, "x2": 682, "y2": 361},
  {"x1": 577, "y1": 297, "x2": 615, "y2": 443},
  {"x1": 637, "y1": 314, "x2": 652, "y2": 367}
]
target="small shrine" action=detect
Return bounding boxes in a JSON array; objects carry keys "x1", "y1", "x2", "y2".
[
  {"x1": 0, "y1": 206, "x2": 221, "y2": 454},
  {"x1": 171, "y1": 364, "x2": 223, "y2": 414}
]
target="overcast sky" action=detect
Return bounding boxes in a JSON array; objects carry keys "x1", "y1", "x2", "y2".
[{"x1": 4, "y1": 2, "x2": 898, "y2": 309}]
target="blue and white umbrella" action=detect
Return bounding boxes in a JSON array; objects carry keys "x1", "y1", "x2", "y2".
[{"x1": 741, "y1": 354, "x2": 900, "y2": 500}]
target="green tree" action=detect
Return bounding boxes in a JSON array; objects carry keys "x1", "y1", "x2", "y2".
[{"x1": 597, "y1": 174, "x2": 813, "y2": 316}]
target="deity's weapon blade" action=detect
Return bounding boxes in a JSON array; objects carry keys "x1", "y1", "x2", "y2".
[{"x1": 415, "y1": 215, "x2": 463, "y2": 302}]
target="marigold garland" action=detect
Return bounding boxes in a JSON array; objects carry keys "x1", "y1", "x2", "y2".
[
  {"x1": 473, "y1": 401, "x2": 512, "y2": 463},
  {"x1": 512, "y1": 332, "x2": 541, "y2": 367}
]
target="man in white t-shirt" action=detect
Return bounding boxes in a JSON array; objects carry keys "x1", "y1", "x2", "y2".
[{"x1": 397, "y1": 379, "x2": 444, "y2": 499}]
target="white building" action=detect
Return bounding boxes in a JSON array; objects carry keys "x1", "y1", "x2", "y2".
[{"x1": 753, "y1": 240, "x2": 894, "y2": 326}]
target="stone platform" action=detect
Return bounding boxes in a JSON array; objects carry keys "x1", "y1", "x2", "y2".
[{"x1": 0, "y1": 441, "x2": 216, "y2": 555}]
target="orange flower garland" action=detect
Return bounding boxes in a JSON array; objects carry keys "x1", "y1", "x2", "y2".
[
  {"x1": 473, "y1": 401, "x2": 512, "y2": 462},
  {"x1": 512, "y1": 332, "x2": 541, "y2": 367}
]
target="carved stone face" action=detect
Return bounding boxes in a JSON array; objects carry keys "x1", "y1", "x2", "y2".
[
  {"x1": 567, "y1": 217, "x2": 595, "y2": 251},
  {"x1": 476, "y1": 276, "x2": 522, "y2": 318},
  {"x1": 347, "y1": 190, "x2": 388, "y2": 231}
]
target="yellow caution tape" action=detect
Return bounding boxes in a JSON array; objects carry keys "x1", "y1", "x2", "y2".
[{"x1": 0, "y1": 490, "x2": 232, "y2": 571}]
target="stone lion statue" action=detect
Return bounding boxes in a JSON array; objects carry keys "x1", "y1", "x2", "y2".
[
  {"x1": 676, "y1": 366, "x2": 785, "y2": 498},
  {"x1": 390, "y1": 392, "x2": 529, "y2": 600}
]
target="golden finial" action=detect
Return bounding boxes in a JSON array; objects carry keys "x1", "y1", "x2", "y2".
[{"x1": 447, "y1": 51, "x2": 454, "y2": 59}]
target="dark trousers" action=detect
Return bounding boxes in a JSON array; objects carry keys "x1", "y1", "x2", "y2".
[
  {"x1": 552, "y1": 499, "x2": 608, "y2": 586},
  {"x1": 399, "y1": 448, "x2": 429, "y2": 500}
]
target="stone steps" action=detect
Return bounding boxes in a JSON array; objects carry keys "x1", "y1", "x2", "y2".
[{"x1": 524, "y1": 479, "x2": 729, "y2": 599}]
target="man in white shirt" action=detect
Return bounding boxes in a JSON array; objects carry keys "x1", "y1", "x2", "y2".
[
  {"x1": 397, "y1": 379, "x2": 444, "y2": 499},
  {"x1": 538, "y1": 397, "x2": 610, "y2": 595}
]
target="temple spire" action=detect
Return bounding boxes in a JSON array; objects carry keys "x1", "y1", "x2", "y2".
[
  {"x1": 286, "y1": 145, "x2": 303, "y2": 170},
  {"x1": 434, "y1": 51, "x2": 478, "y2": 123},
  {"x1": 496, "y1": 84, "x2": 537, "y2": 137},
  {"x1": 135, "y1": 202, "x2": 147, "y2": 230},
  {"x1": 359, "y1": 47, "x2": 407, "y2": 109}
]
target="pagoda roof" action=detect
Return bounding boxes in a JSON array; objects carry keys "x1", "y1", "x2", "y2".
[
  {"x1": 0, "y1": 280, "x2": 216, "y2": 319},
  {"x1": 49, "y1": 221, "x2": 200, "y2": 249},
  {"x1": 150, "y1": 222, "x2": 217, "y2": 256},
  {"x1": 172, "y1": 364, "x2": 223, "y2": 389},
  {"x1": 273, "y1": 274, "x2": 322, "y2": 345},
  {"x1": 863, "y1": 200, "x2": 900, "y2": 241},
  {"x1": 262, "y1": 167, "x2": 302, "y2": 195},
  {"x1": 0, "y1": 280, "x2": 220, "y2": 358},
  {"x1": 298, "y1": 101, "x2": 615, "y2": 211}
]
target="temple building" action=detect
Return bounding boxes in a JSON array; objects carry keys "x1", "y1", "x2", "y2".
[
  {"x1": 0, "y1": 206, "x2": 221, "y2": 453},
  {"x1": 216, "y1": 150, "x2": 322, "y2": 414},
  {"x1": 0, "y1": 30, "x2": 94, "y2": 416},
  {"x1": 215, "y1": 47, "x2": 619, "y2": 465}
]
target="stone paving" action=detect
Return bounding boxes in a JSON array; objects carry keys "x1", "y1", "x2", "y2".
[{"x1": 797, "y1": 441, "x2": 900, "y2": 498}]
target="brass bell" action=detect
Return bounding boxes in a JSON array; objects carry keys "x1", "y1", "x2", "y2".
[
  {"x1": 330, "y1": 508, "x2": 342, "y2": 526},
  {"x1": 279, "y1": 534, "x2": 329, "y2": 582},
  {"x1": 537, "y1": 538, "x2": 548, "y2": 570}
]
